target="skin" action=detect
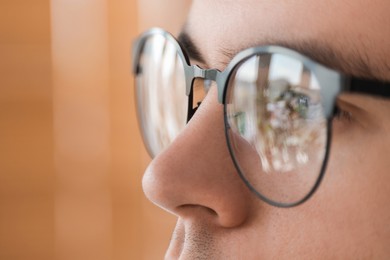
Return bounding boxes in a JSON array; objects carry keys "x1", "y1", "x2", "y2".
[{"x1": 142, "y1": 0, "x2": 390, "y2": 259}]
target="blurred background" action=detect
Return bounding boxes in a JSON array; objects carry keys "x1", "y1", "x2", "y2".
[{"x1": 0, "y1": 0, "x2": 191, "y2": 259}]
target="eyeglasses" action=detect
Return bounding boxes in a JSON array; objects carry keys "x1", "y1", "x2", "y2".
[{"x1": 131, "y1": 28, "x2": 390, "y2": 207}]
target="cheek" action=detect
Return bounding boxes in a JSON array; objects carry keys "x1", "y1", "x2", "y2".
[
  {"x1": 305, "y1": 123, "x2": 390, "y2": 252},
  {"x1": 327, "y1": 121, "x2": 390, "y2": 196}
]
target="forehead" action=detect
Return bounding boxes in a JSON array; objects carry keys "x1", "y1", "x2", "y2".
[{"x1": 185, "y1": 0, "x2": 390, "y2": 78}]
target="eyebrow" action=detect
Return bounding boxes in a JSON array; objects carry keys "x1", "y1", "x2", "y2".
[
  {"x1": 177, "y1": 31, "x2": 206, "y2": 64},
  {"x1": 177, "y1": 30, "x2": 376, "y2": 79}
]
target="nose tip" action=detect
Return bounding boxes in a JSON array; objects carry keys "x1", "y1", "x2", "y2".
[
  {"x1": 141, "y1": 154, "x2": 183, "y2": 215},
  {"x1": 141, "y1": 86, "x2": 255, "y2": 228},
  {"x1": 142, "y1": 152, "x2": 252, "y2": 228}
]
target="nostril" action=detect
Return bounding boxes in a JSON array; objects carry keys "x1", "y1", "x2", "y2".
[
  {"x1": 176, "y1": 204, "x2": 219, "y2": 223},
  {"x1": 176, "y1": 203, "x2": 250, "y2": 229},
  {"x1": 178, "y1": 204, "x2": 218, "y2": 217}
]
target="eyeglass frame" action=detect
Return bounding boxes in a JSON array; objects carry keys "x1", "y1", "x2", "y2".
[{"x1": 131, "y1": 27, "x2": 390, "y2": 208}]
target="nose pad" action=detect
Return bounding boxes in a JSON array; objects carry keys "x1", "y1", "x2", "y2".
[{"x1": 142, "y1": 85, "x2": 253, "y2": 228}]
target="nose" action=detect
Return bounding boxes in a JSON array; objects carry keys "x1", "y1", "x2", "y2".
[{"x1": 142, "y1": 86, "x2": 253, "y2": 228}]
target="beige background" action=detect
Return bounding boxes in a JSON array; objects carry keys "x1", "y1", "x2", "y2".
[{"x1": 0, "y1": 0, "x2": 190, "y2": 259}]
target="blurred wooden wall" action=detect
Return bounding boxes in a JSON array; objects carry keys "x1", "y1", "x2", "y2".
[
  {"x1": 0, "y1": 1, "x2": 55, "y2": 259},
  {"x1": 0, "y1": 0, "x2": 190, "y2": 259}
]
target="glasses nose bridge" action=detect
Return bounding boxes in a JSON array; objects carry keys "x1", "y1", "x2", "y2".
[
  {"x1": 192, "y1": 65, "x2": 219, "y2": 80},
  {"x1": 186, "y1": 64, "x2": 223, "y2": 101}
]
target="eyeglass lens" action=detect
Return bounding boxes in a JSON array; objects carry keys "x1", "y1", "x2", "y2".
[
  {"x1": 135, "y1": 34, "x2": 188, "y2": 157},
  {"x1": 225, "y1": 54, "x2": 328, "y2": 205}
]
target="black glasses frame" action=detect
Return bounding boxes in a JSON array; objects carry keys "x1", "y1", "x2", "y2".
[{"x1": 132, "y1": 27, "x2": 390, "y2": 207}]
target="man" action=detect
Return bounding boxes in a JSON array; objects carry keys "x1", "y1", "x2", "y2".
[{"x1": 133, "y1": 0, "x2": 390, "y2": 258}]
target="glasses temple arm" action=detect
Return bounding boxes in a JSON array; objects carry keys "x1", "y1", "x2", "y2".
[{"x1": 349, "y1": 77, "x2": 390, "y2": 98}]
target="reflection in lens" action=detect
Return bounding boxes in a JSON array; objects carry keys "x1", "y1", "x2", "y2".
[
  {"x1": 135, "y1": 34, "x2": 187, "y2": 157},
  {"x1": 225, "y1": 54, "x2": 327, "y2": 205}
]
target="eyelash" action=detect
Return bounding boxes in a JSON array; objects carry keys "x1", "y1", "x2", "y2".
[{"x1": 333, "y1": 106, "x2": 353, "y2": 122}]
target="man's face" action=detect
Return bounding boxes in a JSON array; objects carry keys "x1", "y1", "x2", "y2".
[{"x1": 142, "y1": 0, "x2": 390, "y2": 258}]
